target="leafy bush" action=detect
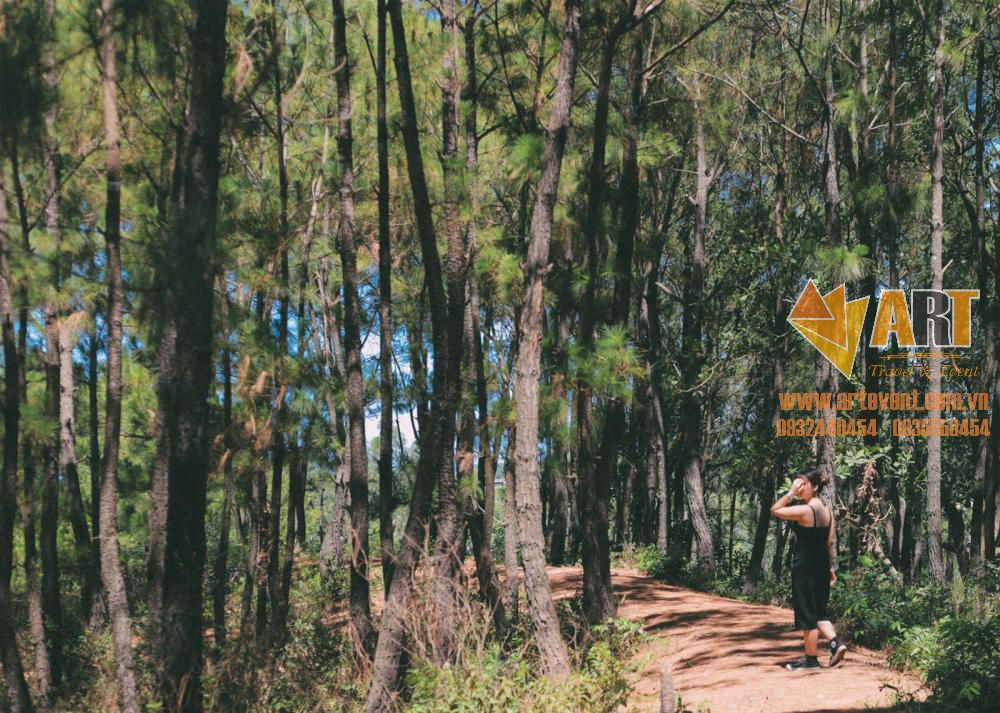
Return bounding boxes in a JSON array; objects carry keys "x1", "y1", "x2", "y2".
[
  {"x1": 927, "y1": 615, "x2": 1000, "y2": 707},
  {"x1": 405, "y1": 616, "x2": 648, "y2": 713},
  {"x1": 828, "y1": 555, "x2": 948, "y2": 648},
  {"x1": 745, "y1": 576, "x2": 791, "y2": 608},
  {"x1": 634, "y1": 544, "x2": 666, "y2": 577},
  {"x1": 912, "y1": 614, "x2": 1000, "y2": 711}
]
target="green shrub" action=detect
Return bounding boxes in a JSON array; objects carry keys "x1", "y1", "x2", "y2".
[
  {"x1": 923, "y1": 614, "x2": 1000, "y2": 711},
  {"x1": 828, "y1": 555, "x2": 948, "y2": 648},
  {"x1": 745, "y1": 576, "x2": 791, "y2": 607},
  {"x1": 405, "y1": 614, "x2": 648, "y2": 713},
  {"x1": 634, "y1": 545, "x2": 666, "y2": 577}
]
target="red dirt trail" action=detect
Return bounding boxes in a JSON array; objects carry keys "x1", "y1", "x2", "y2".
[{"x1": 545, "y1": 567, "x2": 925, "y2": 713}]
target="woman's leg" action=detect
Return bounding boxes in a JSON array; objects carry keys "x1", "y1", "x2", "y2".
[
  {"x1": 817, "y1": 619, "x2": 836, "y2": 641},
  {"x1": 803, "y1": 628, "x2": 819, "y2": 656}
]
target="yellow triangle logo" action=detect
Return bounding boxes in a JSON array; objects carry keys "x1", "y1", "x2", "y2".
[{"x1": 787, "y1": 280, "x2": 869, "y2": 378}]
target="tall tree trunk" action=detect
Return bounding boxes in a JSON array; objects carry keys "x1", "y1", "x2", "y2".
[
  {"x1": 148, "y1": 0, "x2": 228, "y2": 708},
  {"x1": 746, "y1": 66, "x2": 788, "y2": 593},
  {"x1": 98, "y1": 2, "x2": 142, "y2": 708},
  {"x1": 430, "y1": 0, "x2": 470, "y2": 662},
  {"x1": 266, "y1": 0, "x2": 292, "y2": 644},
  {"x1": 592, "y1": 26, "x2": 643, "y2": 578},
  {"x1": 576, "y1": 19, "x2": 621, "y2": 627},
  {"x1": 365, "y1": 0, "x2": 462, "y2": 705},
  {"x1": 0, "y1": 165, "x2": 34, "y2": 713},
  {"x1": 745, "y1": 290, "x2": 787, "y2": 594},
  {"x1": 884, "y1": 0, "x2": 904, "y2": 570},
  {"x1": 59, "y1": 317, "x2": 103, "y2": 625},
  {"x1": 375, "y1": 0, "x2": 396, "y2": 595},
  {"x1": 316, "y1": 256, "x2": 351, "y2": 582},
  {"x1": 511, "y1": 0, "x2": 582, "y2": 679},
  {"x1": 211, "y1": 290, "x2": 234, "y2": 651},
  {"x1": 815, "y1": 0, "x2": 840, "y2": 520},
  {"x1": 41, "y1": 315, "x2": 64, "y2": 688},
  {"x1": 88, "y1": 326, "x2": 101, "y2": 545},
  {"x1": 22, "y1": 435, "x2": 52, "y2": 709},
  {"x1": 680, "y1": 86, "x2": 716, "y2": 574},
  {"x1": 462, "y1": 8, "x2": 508, "y2": 641},
  {"x1": 332, "y1": 0, "x2": 375, "y2": 656},
  {"x1": 925, "y1": 0, "x2": 946, "y2": 584},
  {"x1": 967, "y1": 36, "x2": 992, "y2": 570}
]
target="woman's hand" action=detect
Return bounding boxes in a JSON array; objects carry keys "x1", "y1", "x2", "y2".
[
  {"x1": 789, "y1": 478, "x2": 805, "y2": 499},
  {"x1": 830, "y1": 567, "x2": 837, "y2": 587}
]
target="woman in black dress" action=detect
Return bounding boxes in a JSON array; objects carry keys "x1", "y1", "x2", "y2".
[{"x1": 770, "y1": 468, "x2": 848, "y2": 671}]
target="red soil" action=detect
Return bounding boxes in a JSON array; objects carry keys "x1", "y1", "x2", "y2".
[{"x1": 545, "y1": 567, "x2": 926, "y2": 713}]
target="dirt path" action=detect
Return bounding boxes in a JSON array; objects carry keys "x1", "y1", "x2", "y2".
[{"x1": 547, "y1": 567, "x2": 924, "y2": 713}]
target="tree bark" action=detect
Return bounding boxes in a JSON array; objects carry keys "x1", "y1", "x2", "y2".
[
  {"x1": 41, "y1": 313, "x2": 64, "y2": 688},
  {"x1": 502, "y1": 423, "x2": 520, "y2": 619},
  {"x1": 316, "y1": 256, "x2": 351, "y2": 582},
  {"x1": 462, "y1": 8, "x2": 508, "y2": 642},
  {"x1": 148, "y1": 0, "x2": 229, "y2": 708},
  {"x1": 22, "y1": 434, "x2": 52, "y2": 710},
  {"x1": 211, "y1": 291, "x2": 234, "y2": 651},
  {"x1": 511, "y1": 0, "x2": 582, "y2": 679},
  {"x1": 925, "y1": 0, "x2": 946, "y2": 584},
  {"x1": 375, "y1": 0, "x2": 396, "y2": 595},
  {"x1": 576, "y1": 19, "x2": 620, "y2": 627},
  {"x1": 815, "y1": 0, "x2": 840, "y2": 519},
  {"x1": 0, "y1": 163, "x2": 34, "y2": 713},
  {"x1": 58, "y1": 318, "x2": 103, "y2": 625},
  {"x1": 365, "y1": 0, "x2": 463, "y2": 705},
  {"x1": 429, "y1": 0, "x2": 471, "y2": 662},
  {"x1": 680, "y1": 84, "x2": 716, "y2": 574},
  {"x1": 88, "y1": 326, "x2": 101, "y2": 546},
  {"x1": 98, "y1": 2, "x2": 142, "y2": 708},
  {"x1": 332, "y1": 0, "x2": 375, "y2": 656}
]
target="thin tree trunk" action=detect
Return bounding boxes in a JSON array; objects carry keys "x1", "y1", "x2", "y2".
[
  {"x1": 148, "y1": 0, "x2": 229, "y2": 708},
  {"x1": 41, "y1": 315, "x2": 64, "y2": 688},
  {"x1": 430, "y1": 0, "x2": 470, "y2": 662},
  {"x1": 365, "y1": 0, "x2": 462, "y2": 704},
  {"x1": 211, "y1": 290, "x2": 234, "y2": 651},
  {"x1": 510, "y1": 0, "x2": 582, "y2": 679},
  {"x1": 462, "y1": 9, "x2": 508, "y2": 641},
  {"x1": 98, "y1": 2, "x2": 142, "y2": 708},
  {"x1": 746, "y1": 75, "x2": 788, "y2": 592},
  {"x1": 0, "y1": 162, "x2": 34, "y2": 713},
  {"x1": 316, "y1": 253, "x2": 351, "y2": 582},
  {"x1": 266, "y1": 0, "x2": 292, "y2": 644},
  {"x1": 375, "y1": 0, "x2": 396, "y2": 595},
  {"x1": 576, "y1": 22, "x2": 619, "y2": 627},
  {"x1": 502, "y1": 423, "x2": 520, "y2": 618},
  {"x1": 925, "y1": 0, "x2": 946, "y2": 584},
  {"x1": 815, "y1": 0, "x2": 840, "y2": 519},
  {"x1": 88, "y1": 326, "x2": 101, "y2": 545},
  {"x1": 59, "y1": 319, "x2": 103, "y2": 625},
  {"x1": 332, "y1": 0, "x2": 375, "y2": 656},
  {"x1": 595, "y1": 27, "x2": 643, "y2": 561},
  {"x1": 680, "y1": 86, "x2": 715, "y2": 574},
  {"x1": 21, "y1": 443, "x2": 52, "y2": 710}
]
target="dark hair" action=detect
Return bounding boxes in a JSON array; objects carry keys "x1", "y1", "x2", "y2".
[{"x1": 795, "y1": 468, "x2": 830, "y2": 493}]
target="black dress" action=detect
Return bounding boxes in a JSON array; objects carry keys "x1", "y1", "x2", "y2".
[{"x1": 790, "y1": 500, "x2": 831, "y2": 630}]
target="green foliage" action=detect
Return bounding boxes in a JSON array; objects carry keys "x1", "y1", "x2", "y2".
[
  {"x1": 829, "y1": 555, "x2": 945, "y2": 648},
  {"x1": 893, "y1": 613, "x2": 1000, "y2": 713},
  {"x1": 405, "y1": 615, "x2": 648, "y2": 713},
  {"x1": 634, "y1": 544, "x2": 666, "y2": 577},
  {"x1": 922, "y1": 615, "x2": 1000, "y2": 710}
]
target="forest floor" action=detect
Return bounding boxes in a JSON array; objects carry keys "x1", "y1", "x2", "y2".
[{"x1": 545, "y1": 567, "x2": 928, "y2": 713}]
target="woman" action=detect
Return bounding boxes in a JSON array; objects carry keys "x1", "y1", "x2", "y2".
[{"x1": 770, "y1": 468, "x2": 848, "y2": 671}]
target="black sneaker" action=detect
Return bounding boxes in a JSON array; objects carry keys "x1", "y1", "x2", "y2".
[
  {"x1": 829, "y1": 638, "x2": 847, "y2": 668},
  {"x1": 784, "y1": 656, "x2": 821, "y2": 671}
]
